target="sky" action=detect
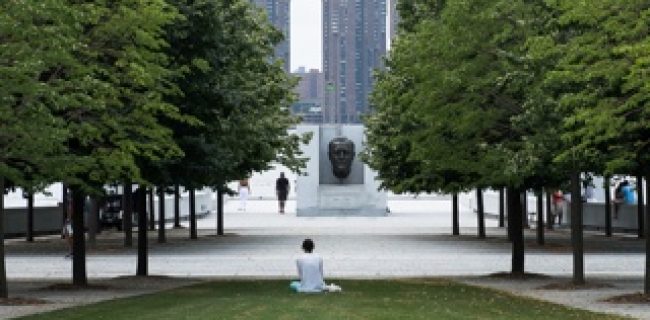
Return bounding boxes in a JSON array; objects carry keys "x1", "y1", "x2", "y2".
[{"x1": 290, "y1": 0, "x2": 322, "y2": 72}]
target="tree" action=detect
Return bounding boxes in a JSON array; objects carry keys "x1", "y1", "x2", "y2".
[
  {"x1": 56, "y1": 0, "x2": 183, "y2": 285},
  {"x1": 539, "y1": 0, "x2": 650, "y2": 289},
  {"x1": 365, "y1": 0, "x2": 562, "y2": 275},
  {"x1": 0, "y1": 0, "x2": 79, "y2": 297},
  {"x1": 161, "y1": 0, "x2": 308, "y2": 199}
]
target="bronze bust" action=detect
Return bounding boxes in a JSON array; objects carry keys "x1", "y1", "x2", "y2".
[{"x1": 328, "y1": 137, "x2": 355, "y2": 179}]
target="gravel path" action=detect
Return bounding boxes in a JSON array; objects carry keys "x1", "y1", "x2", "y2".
[{"x1": 460, "y1": 276, "x2": 648, "y2": 320}]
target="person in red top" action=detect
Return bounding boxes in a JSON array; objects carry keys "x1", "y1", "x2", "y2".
[{"x1": 551, "y1": 190, "x2": 564, "y2": 227}]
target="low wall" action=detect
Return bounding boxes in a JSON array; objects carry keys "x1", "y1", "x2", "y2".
[
  {"x1": 4, "y1": 204, "x2": 64, "y2": 236},
  {"x1": 565, "y1": 202, "x2": 640, "y2": 232},
  {"x1": 463, "y1": 190, "x2": 642, "y2": 232},
  {"x1": 3, "y1": 188, "x2": 215, "y2": 237},
  {"x1": 149, "y1": 189, "x2": 214, "y2": 222}
]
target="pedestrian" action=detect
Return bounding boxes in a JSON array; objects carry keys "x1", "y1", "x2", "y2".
[
  {"x1": 551, "y1": 190, "x2": 564, "y2": 226},
  {"x1": 622, "y1": 180, "x2": 636, "y2": 204},
  {"x1": 61, "y1": 215, "x2": 73, "y2": 258},
  {"x1": 276, "y1": 172, "x2": 290, "y2": 214},
  {"x1": 613, "y1": 180, "x2": 625, "y2": 219},
  {"x1": 238, "y1": 178, "x2": 250, "y2": 211},
  {"x1": 582, "y1": 175, "x2": 595, "y2": 202}
]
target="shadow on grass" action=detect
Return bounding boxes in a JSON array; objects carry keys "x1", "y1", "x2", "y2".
[
  {"x1": 603, "y1": 293, "x2": 650, "y2": 304},
  {"x1": 0, "y1": 297, "x2": 49, "y2": 306},
  {"x1": 537, "y1": 282, "x2": 615, "y2": 291},
  {"x1": 484, "y1": 272, "x2": 550, "y2": 280}
]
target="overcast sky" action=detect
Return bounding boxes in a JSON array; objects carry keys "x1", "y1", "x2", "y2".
[
  {"x1": 290, "y1": 0, "x2": 322, "y2": 72},
  {"x1": 289, "y1": 1, "x2": 394, "y2": 72}
]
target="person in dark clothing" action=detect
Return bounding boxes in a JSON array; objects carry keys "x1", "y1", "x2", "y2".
[
  {"x1": 613, "y1": 180, "x2": 627, "y2": 219},
  {"x1": 276, "y1": 172, "x2": 290, "y2": 214}
]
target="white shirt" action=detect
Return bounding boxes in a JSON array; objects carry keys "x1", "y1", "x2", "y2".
[{"x1": 296, "y1": 253, "x2": 325, "y2": 292}]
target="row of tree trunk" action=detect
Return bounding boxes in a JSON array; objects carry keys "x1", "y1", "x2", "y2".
[
  {"x1": 1, "y1": 176, "x2": 647, "y2": 296},
  {"x1": 66, "y1": 184, "x2": 227, "y2": 286},
  {"x1": 454, "y1": 173, "x2": 649, "y2": 288}
]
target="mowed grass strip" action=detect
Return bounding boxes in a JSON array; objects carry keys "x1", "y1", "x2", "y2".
[{"x1": 18, "y1": 279, "x2": 627, "y2": 320}]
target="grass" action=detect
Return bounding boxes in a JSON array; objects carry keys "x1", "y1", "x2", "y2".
[{"x1": 18, "y1": 279, "x2": 627, "y2": 320}]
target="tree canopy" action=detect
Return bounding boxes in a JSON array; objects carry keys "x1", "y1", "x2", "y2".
[
  {"x1": 1, "y1": 0, "x2": 309, "y2": 293},
  {"x1": 150, "y1": 0, "x2": 308, "y2": 190},
  {"x1": 363, "y1": 0, "x2": 649, "y2": 277},
  {"x1": 364, "y1": 0, "x2": 565, "y2": 194}
]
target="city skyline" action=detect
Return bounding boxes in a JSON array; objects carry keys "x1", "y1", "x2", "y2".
[{"x1": 291, "y1": 1, "x2": 398, "y2": 72}]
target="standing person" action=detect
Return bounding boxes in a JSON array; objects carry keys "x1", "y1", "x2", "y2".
[
  {"x1": 61, "y1": 212, "x2": 72, "y2": 258},
  {"x1": 238, "y1": 178, "x2": 250, "y2": 211},
  {"x1": 276, "y1": 172, "x2": 290, "y2": 214},
  {"x1": 551, "y1": 190, "x2": 564, "y2": 226},
  {"x1": 622, "y1": 180, "x2": 636, "y2": 204},
  {"x1": 613, "y1": 180, "x2": 625, "y2": 219},
  {"x1": 582, "y1": 176, "x2": 595, "y2": 202}
]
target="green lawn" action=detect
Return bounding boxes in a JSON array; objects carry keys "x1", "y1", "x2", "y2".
[{"x1": 19, "y1": 280, "x2": 626, "y2": 320}]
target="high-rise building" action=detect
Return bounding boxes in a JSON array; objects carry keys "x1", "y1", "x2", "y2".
[
  {"x1": 389, "y1": 0, "x2": 399, "y2": 41},
  {"x1": 292, "y1": 67, "x2": 324, "y2": 124},
  {"x1": 251, "y1": 0, "x2": 290, "y2": 72},
  {"x1": 322, "y1": 0, "x2": 387, "y2": 124}
]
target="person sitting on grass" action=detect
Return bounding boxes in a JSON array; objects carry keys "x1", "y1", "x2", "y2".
[
  {"x1": 290, "y1": 239, "x2": 341, "y2": 293},
  {"x1": 290, "y1": 239, "x2": 324, "y2": 293}
]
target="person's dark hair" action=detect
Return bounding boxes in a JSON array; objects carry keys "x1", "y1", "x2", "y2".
[
  {"x1": 614, "y1": 180, "x2": 628, "y2": 199},
  {"x1": 302, "y1": 238, "x2": 314, "y2": 253},
  {"x1": 280, "y1": 172, "x2": 285, "y2": 178}
]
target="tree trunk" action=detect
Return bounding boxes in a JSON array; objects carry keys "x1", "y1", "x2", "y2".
[
  {"x1": 476, "y1": 188, "x2": 485, "y2": 238},
  {"x1": 173, "y1": 185, "x2": 181, "y2": 228},
  {"x1": 136, "y1": 186, "x2": 148, "y2": 276},
  {"x1": 148, "y1": 188, "x2": 155, "y2": 231},
  {"x1": 123, "y1": 182, "x2": 133, "y2": 247},
  {"x1": 507, "y1": 187, "x2": 524, "y2": 275},
  {"x1": 71, "y1": 187, "x2": 87, "y2": 286},
  {"x1": 217, "y1": 189, "x2": 224, "y2": 236},
  {"x1": 158, "y1": 186, "x2": 165, "y2": 243},
  {"x1": 498, "y1": 189, "x2": 505, "y2": 228},
  {"x1": 26, "y1": 192, "x2": 34, "y2": 242},
  {"x1": 637, "y1": 173, "x2": 650, "y2": 295},
  {"x1": 87, "y1": 197, "x2": 98, "y2": 247},
  {"x1": 570, "y1": 171, "x2": 584, "y2": 285},
  {"x1": 189, "y1": 188, "x2": 197, "y2": 239},
  {"x1": 452, "y1": 193, "x2": 459, "y2": 236},
  {"x1": 637, "y1": 174, "x2": 645, "y2": 239},
  {"x1": 545, "y1": 190, "x2": 553, "y2": 230},
  {"x1": 521, "y1": 191, "x2": 529, "y2": 228},
  {"x1": 506, "y1": 190, "x2": 511, "y2": 241},
  {"x1": 61, "y1": 184, "x2": 68, "y2": 239},
  {"x1": 536, "y1": 190, "x2": 544, "y2": 246},
  {"x1": 604, "y1": 176, "x2": 612, "y2": 237},
  {"x1": 0, "y1": 177, "x2": 8, "y2": 298}
]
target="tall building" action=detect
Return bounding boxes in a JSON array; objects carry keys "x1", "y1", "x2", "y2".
[
  {"x1": 389, "y1": 0, "x2": 399, "y2": 41},
  {"x1": 322, "y1": 0, "x2": 387, "y2": 124},
  {"x1": 251, "y1": 0, "x2": 290, "y2": 72},
  {"x1": 292, "y1": 67, "x2": 324, "y2": 124}
]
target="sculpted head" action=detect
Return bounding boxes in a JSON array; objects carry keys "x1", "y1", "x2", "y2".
[{"x1": 328, "y1": 137, "x2": 355, "y2": 179}]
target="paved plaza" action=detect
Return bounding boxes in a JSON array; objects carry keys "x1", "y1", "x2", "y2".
[{"x1": 3, "y1": 180, "x2": 650, "y2": 319}]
